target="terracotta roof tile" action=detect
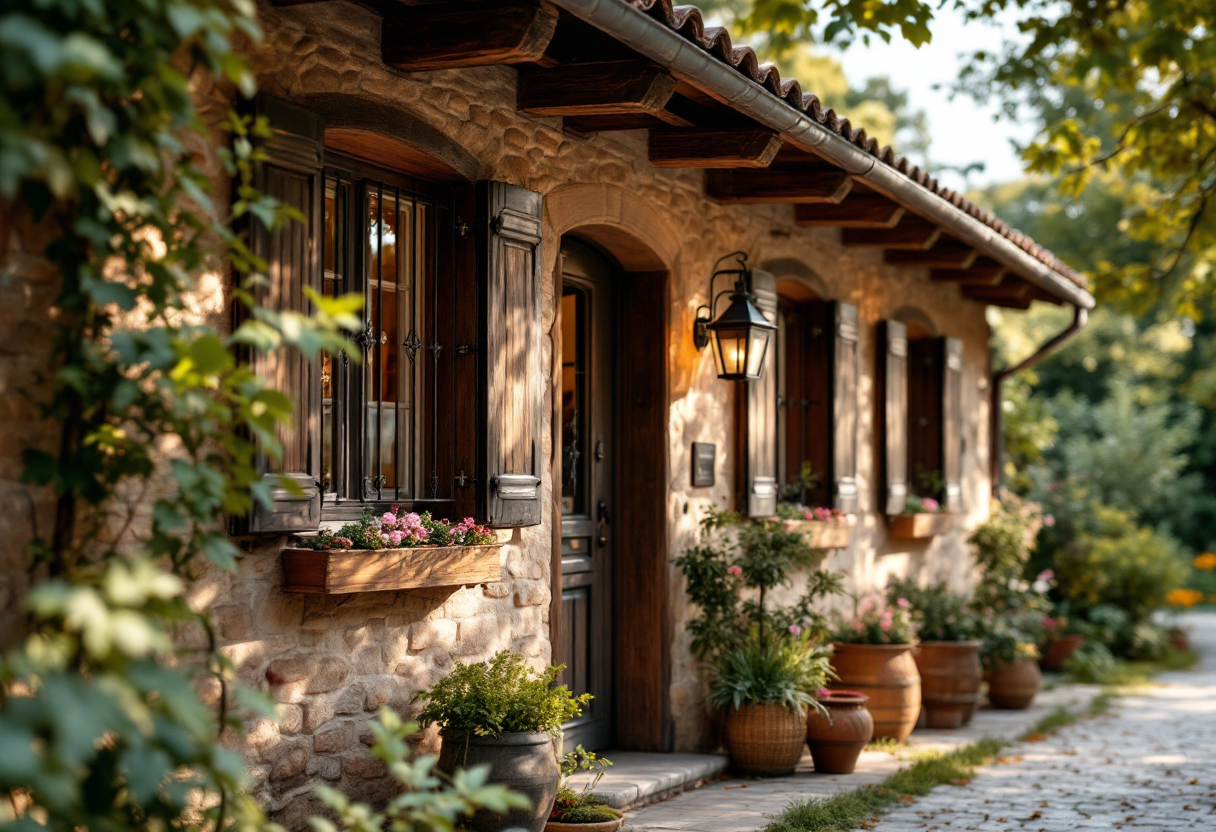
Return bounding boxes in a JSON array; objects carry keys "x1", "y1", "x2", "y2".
[{"x1": 626, "y1": 0, "x2": 1087, "y2": 289}]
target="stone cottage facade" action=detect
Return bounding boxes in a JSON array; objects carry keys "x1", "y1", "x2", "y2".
[{"x1": 0, "y1": 0, "x2": 1094, "y2": 827}]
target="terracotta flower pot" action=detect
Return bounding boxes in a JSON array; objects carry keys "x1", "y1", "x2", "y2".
[
  {"x1": 830, "y1": 643, "x2": 921, "y2": 742},
  {"x1": 986, "y1": 658, "x2": 1042, "y2": 710},
  {"x1": 438, "y1": 730, "x2": 559, "y2": 832},
  {"x1": 1040, "y1": 634, "x2": 1086, "y2": 671},
  {"x1": 722, "y1": 702, "x2": 808, "y2": 777},
  {"x1": 914, "y1": 641, "x2": 983, "y2": 729},
  {"x1": 806, "y1": 690, "x2": 874, "y2": 774}
]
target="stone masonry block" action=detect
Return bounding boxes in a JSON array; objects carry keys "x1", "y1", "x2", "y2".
[
  {"x1": 305, "y1": 656, "x2": 349, "y2": 694},
  {"x1": 513, "y1": 581, "x2": 547, "y2": 607},
  {"x1": 482, "y1": 582, "x2": 510, "y2": 598},
  {"x1": 408, "y1": 619, "x2": 457, "y2": 651},
  {"x1": 455, "y1": 614, "x2": 507, "y2": 657},
  {"x1": 313, "y1": 719, "x2": 356, "y2": 754}
]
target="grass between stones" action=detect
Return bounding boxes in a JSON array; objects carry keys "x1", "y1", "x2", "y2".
[{"x1": 763, "y1": 689, "x2": 1117, "y2": 832}]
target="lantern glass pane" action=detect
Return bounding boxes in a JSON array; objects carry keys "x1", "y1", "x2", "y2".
[
  {"x1": 745, "y1": 329, "x2": 770, "y2": 378},
  {"x1": 712, "y1": 326, "x2": 749, "y2": 378}
]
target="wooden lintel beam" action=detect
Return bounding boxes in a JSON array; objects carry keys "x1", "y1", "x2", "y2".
[
  {"x1": 842, "y1": 216, "x2": 941, "y2": 249},
  {"x1": 706, "y1": 165, "x2": 853, "y2": 204},
  {"x1": 382, "y1": 1, "x2": 557, "y2": 71},
  {"x1": 794, "y1": 195, "x2": 906, "y2": 228},
  {"x1": 649, "y1": 129, "x2": 783, "y2": 169},
  {"x1": 518, "y1": 61, "x2": 677, "y2": 118},
  {"x1": 886, "y1": 242, "x2": 979, "y2": 269}
]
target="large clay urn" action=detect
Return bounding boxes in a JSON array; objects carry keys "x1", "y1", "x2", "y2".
[
  {"x1": 830, "y1": 643, "x2": 921, "y2": 742},
  {"x1": 914, "y1": 641, "x2": 983, "y2": 729},
  {"x1": 438, "y1": 731, "x2": 559, "y2": 832},
  {"x1": 722, "y1": 702, "x2": 808, "y2": 776},
  {"x1": 986, "y1": 658, "x2": 1042, "y2": 710},
  {"x1": 806, "y1": 690, "x2": 874, "y2": 774}
]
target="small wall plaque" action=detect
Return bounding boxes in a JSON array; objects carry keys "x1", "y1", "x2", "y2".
[{"x1": 691, "y1": 442, "x2": 716, "y2": 487}]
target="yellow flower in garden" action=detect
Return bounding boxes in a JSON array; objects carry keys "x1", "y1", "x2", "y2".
[
  {"x1": 1166, "y1": 588, "x2": 1204, "y2": 608},
  {"x1": 1193, "y1": 552, "x2": 1216, "y2": 571}
]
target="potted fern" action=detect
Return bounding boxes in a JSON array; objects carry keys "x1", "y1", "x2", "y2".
[{"x1": 419, "y1": 652, "x2": 590, "y2": 832}]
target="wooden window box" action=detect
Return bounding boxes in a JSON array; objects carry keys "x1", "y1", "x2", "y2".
[
  {"x1": 887, "y1": 513, "x2": 955, "y2": 540},
  {"x1": 783, "y1": 520, "x2": 851, "y2": 549},
  {"x1": 281, "y1": 544, "x2": 503, "y2": 595}
]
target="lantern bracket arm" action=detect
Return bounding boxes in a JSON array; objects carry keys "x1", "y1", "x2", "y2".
[{"x1": 694, "y1": 251, "x2": 751, "y2": 350}]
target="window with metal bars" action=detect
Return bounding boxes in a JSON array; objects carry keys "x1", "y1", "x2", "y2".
[{"x1": 319, "y1": 153, "x2": 459, "y2": 517}]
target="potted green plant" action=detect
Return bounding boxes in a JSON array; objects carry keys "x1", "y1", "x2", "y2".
[
  {"x1": 546, "y1": 746, "x2": 622, "y2": 832},
  {"x1": 419, "y1": 651, "x2": 591, "y2": 832},
  {"x1": 886, "y1": 580, "x2": 983, "y2": 728},
  {"x1": 830, "y1": 597, "x2": 920, "y2": 741},
  {"x1": 675, "y1": 508, "x2": 843, "y2": 776},
  {"x1": 970, "y1": 496, "x2": 1050, "y2": 709}
]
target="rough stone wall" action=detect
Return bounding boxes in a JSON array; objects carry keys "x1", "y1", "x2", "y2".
[{"x1": 0, "y1": 0, "x2": 1000, "y2": 821}]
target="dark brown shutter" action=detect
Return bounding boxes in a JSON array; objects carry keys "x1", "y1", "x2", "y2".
[
  {"x1": 879, "y1": 320, "x2": 908, "y2": 515},
  {"x1": 479, "y1": 181, "x2": 544, "y2": 527},
  {"x1": 742, "y1": 269, "x2": 778, "y2": 517},
  {"x1": 240, "y1": 95, "x2": 324, "y2": 534},
  {"x1": 831, "y1": 302, "x2": 859, "y2": 514},
  {"x1": 942, "y1": 336, "x2": 963, "y2": 511}
]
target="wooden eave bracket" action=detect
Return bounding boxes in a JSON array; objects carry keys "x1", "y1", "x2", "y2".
[
  {"x1": 794, "y1": 195, "x2": 906, "y2": 228},
  {"x1": 382, "y1": 0, "x2": 558, "y2": 71},
  {"x1": 518, "y1": 60, "x2": 679, "y2": 118},
  {"x1": 706, "y1": 165, "x2": 853, "y2": 204},
  {"x1": 649, "y1": 128, "x2": 783, "y2": 168}
]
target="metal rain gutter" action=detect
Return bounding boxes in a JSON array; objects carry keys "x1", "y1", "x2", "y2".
[
  {"x1": 549, "y1": 0, "x2": 1096, "y2": 310},
  {"x1": 989, "y1": 305, "x2": 1089, "y2": 495}
]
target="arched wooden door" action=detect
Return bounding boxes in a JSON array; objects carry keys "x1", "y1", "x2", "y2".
[{"x1": 556, "y1": 238, "x2": 615, "y2": 750}]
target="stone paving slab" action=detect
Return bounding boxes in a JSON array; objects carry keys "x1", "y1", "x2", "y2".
[
  {"x1": 872, "y1": 611, "x2": 1216, "y2": 832},
  {"x1": 606, "y1": 682, "x2": 1101, "y2": 831}
]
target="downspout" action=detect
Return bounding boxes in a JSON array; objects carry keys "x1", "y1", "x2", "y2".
[
  {"x1": 989, "y1": 305, "x2": 1088, "y2": 497},
  {"x1": 548, "y1": 0, "x2": 1097, "y2": 311}
]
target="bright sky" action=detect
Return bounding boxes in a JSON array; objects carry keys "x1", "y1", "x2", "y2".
[{"x1": 830, "y1": 7, "x2": 1036, "y2": 193}]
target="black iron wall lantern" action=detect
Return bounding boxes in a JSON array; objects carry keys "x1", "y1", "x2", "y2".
[{"x1": 693, "y1": 251, "x2": 776, "y2": 381}]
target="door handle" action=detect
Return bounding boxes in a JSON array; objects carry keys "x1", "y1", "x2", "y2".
[{"x1": 597, "y1": 499, "x2": 611, "y2": 547}]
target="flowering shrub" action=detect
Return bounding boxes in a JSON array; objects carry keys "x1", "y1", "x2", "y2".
[
  {"x1": 1167, "y1": 588, "x2": 1204, "y2": 608},
  {"x1": 832, "y1": 596, "x2": 917, "y2": 645},
  {"x1": 886, "y1": 579, "x2": 981, "y2": 642},
  {"x1": 903, "y1": 494, "x2": 944, "y2": 515},
  {"x1": 296, "y1": 509, "x2": 495, "y2": 550},
  {"x1": 1194, "y1": 552, "x2": 1216, "y2": 571}
]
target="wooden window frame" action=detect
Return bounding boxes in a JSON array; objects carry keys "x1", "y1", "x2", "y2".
[{"x1": 319, "y1": 151, "x2": 475, "y2": 522}]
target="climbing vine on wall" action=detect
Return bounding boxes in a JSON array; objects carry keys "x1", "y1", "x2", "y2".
[{"x1": 0, "y1": 0, "x2": 359, "y2": 828}]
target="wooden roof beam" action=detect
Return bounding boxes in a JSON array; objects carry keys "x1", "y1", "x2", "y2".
[
  {"x1": 842, "y1": 216, "x2": 941, "y2": 249},
  {"x1": 886, "y1": 240, "x2": 979, "y2": 269},
  {"x1": 518, "y1": 61, "x2": 679, "y2": 119},
  {"x1": 382, "y1": 1, "x2": 557, "y2": 71},
  {"x1": 963, "y1": 278, "x2": 1033, "y2": 303},
  {"x1": 931, "y1": 257, "x2": 1007, "y2": 286},
  {"x1": 649, "y1": 129, "x2": 783, "y2": 168},
  {"x1": 794, "y1": 195, "x2": 906, "y2": 228},
  {"x1": 706, "y1": 165, "x2": 853, "y2": 204}
]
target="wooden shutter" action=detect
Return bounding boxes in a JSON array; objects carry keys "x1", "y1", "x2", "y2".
[
  {"x1": 741, "y1": 269, "x2": 778, "y2": 518},
  {"x1": 479, "y1": 181, "x2": 544, "y2": 527},
  {"x1": 879, "y1": 320, "x2": 908, "y2": 515},
  {"x1": 942, "y1": 336, "x2": 963, "y2": 511},
  {"x1": 239, "y1": 95, "x2": 324, "y2": 534},
  {"x1": 831, "y1": 302, "x2": 859, "y2": 514}
]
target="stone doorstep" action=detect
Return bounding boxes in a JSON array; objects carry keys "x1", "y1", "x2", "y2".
[
  {"x1": 563, "y1": 751, "x2": 730, "y2": 811},
  {"x1": 575, "y1": 682, "x2": 1104, "y2": 832}
]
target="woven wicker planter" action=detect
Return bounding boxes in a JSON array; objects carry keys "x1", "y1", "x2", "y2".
[
  {"x1": 722, "y1": 702, "x2": 808, "y2": 776},
  {"x1": 887, "y1": 513, "x2": 955, "y2": 540},
  {"x1": 783, "y1": 520, "x2": 850, "y2": 549}
]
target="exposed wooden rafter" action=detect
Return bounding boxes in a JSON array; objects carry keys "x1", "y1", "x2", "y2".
[
  {"x1": 842, "y1": 216, "x2": 942, "y2": 249},
  {"x1": 382, "y1": 0, "x2": 557, "y2": 71},
  {"x1": 706, "y1": 165, "x2": 853, "y2": 204},
  {"x1": 518, "y1": 61, "x2": 680, "y2": 120},
  {"x1": 793, "y1": 195, "x2": 905, "y2": 228},
  {"x1": 962, "y1": 278, "x2": 1033, "y2": 308},
  {"x1": 930, "y1": 257, "x2": 1007, "y2": 286},
  {"x1": 885, "y1": 240, "x2": 979, "y2": 269},
  {"x1": 649, "y1": 129, "x2": 783, "y2": 168}
]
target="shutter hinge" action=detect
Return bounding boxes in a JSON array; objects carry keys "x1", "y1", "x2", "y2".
[
  {"x1": 456, "y1": 216, "x2": 470, "y2": 237},
  {"x1": 455, "y1": 343, "x2": 477, "y2": 356}
]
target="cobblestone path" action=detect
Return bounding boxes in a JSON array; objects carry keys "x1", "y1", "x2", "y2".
[{"x1": 874, "y1": 613, "x2": 1216, "y2": 832}]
